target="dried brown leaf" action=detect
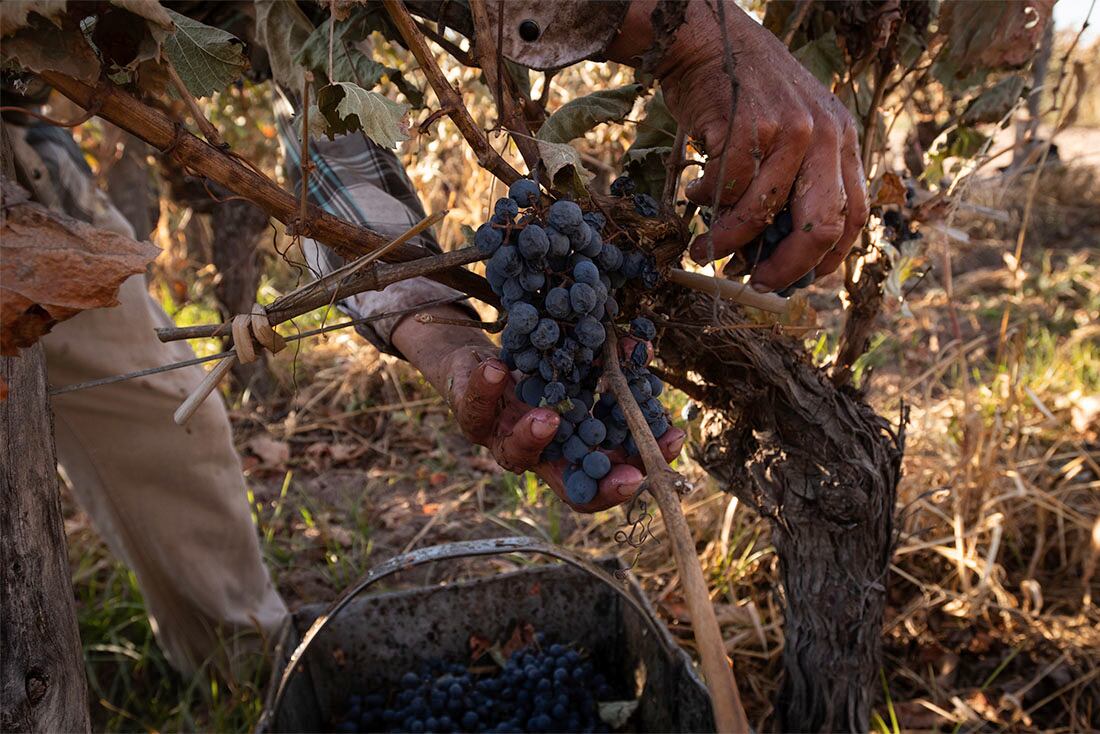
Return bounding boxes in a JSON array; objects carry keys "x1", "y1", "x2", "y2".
[
  {"x1": 872, "y1": 171, "x2": 908, "y2": 207},
  {"x1": 246, "y1": 434, "x2": 290, "y2": 469},
  {"x1": 1, "y1": 177, "x2": 158, "y2": 355}
]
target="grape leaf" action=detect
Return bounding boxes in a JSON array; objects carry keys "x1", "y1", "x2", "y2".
[
  {"x1": 961, "y1": 74, "x2": 1027, "y2": 125},
  {"x1": 630, "y1": 90, "x2": 676, "y2": 150},
  {"x1": 254, "y1": 0, "x2": 314, "y2": 93},
  {"x1": 536, "y1": 84, "x2": 644, "y2": 145},
  {"x1": 1, "y1": 177, "x2": 159, "y2": 356},
  {"x1": 936, "y1": 0, "x2": 1053, "y2": 78},
  {"x1": 621, "y1": 146, "x2": 671, "y2": 199},
  {"x1": 536, "y1": 140, "x2": 593, "y2": 195},
  {"x1": 0, "y1": 0, "x2": 65, "y2": 36},
  {"x1": 1, "y1": 11, "x2": 101, "y2": 84},
  {"x1": 163, "y1": 8, "x2": 248, "y2": 98},
  {"x1": 316, "y1": 82, "x2": 409, "y2": 148},
  {"x1": 793, "y1": 30, "x2": 846, "y2": 86}
]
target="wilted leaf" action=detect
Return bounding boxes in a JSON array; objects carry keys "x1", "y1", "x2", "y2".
[
  {"x1": 536, "y1": 139, "x2": 593, "y2": 194},
  {"x1": 246, "y1": 434, "x2": 290, "y2": 469},
  {"x1": 1, "y1": 177, "x2": 159, "y2": 355},
  {"x1": 0, "y1": 0, "x2": 65, "y2": 36},
  {"x1": 622, "y1": 146, "x2": 671, "y2": 199},
  {"x1": 108, "y1": 0, "x2": 173, "y2": 29},
  {"x1": 317, "y1": 82, "x2": 409, "y2": 148},
  {"x1": 254, "y1": 0, "x2": 314, "y2": 93},
  {"x1": 597, "y1": 700, "x2": 639, "y2": 728},
  {"x1": 1, "y1": 12, "x2": 101, "y2": 84},
  {"x1": 793, "y1": 30, "x2": 846, "y2": 86},
  {"x1": 163, "y1": 8, "x2": 248, "y2": 98},
  {"x1": 936, "y1": 0, "x2": 1054, "y2": 78},
  {"x1": 961, "y1": 74, "x2": 1027, "y2": 125},
  {"x1": 871, "y1": 171, "x2": 907, "y2": 207},
  {"x1": 631, "y1": 90, "x2": 677, "y2": 150},
  {"x1": 536, "y1": 84, "x2": 643, "y2": 145}
]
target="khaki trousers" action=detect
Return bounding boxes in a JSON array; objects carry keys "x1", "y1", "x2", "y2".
[{"x1": 44, "y1": 276, "x2": 288, "y2": 676}]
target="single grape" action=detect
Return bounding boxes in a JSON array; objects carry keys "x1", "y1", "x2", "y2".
[
  {"x1": 514, "y1": 348, "x2": 540, "y2": 372},
  {"x1": 490, "y1": 245, "x2": 523, "y2": 277},
  {"x1": 508, "y1": 302, "x2": 539, "y2": 334},
  {"x1": 529, "y1": 319, "x2": 560, "y2": 350},
  {"x1": 518, "y1": 376, "x2": 546, "y2": 406},
  {"x1": 573, "y1": 260, "x2": 600, "y2": 286},
  {"x1": 569, "y1": 282, "x2": 597, "y2": 314},
  {"x1": 629, "y1": 316, "x2": 656, "y2": 341},
  {"x1": 549, "y1": 348, "x2": 573, "y2": 373},
  {"x1": 538, "y1": 357, "x2": 556, "y2": 382},
  {"x1": 547, "y1": 200, "x2": 583, "y2": 233},
  {"x1": 577, "y1": 417, "x2": 607, "y2": 446},
  {"x1": 494, "y1": 197, "x2": 519, "y2": 219},
  {"x1": 596, "y1": 243, "x2": 623, "y2": 272},
  {"x1": 563, "y1": 400, "x2": 588, "y2": 423},
  {"x1": 475, "y1": 223, "x2": 503, "y2": 255},
  {"x1": 647, "y1": 373, "x2": 664, "y2": 397},
  {"x1": 500, "y1": 324, "x2": 529, "y2": 351},
  {"x1": 518, "y1": 224, "x2": 550, "y2": 261},
  {"x1": 630, "y1": 341, "x2": 648, "y2": 367},
  {"x1": 581, "y1": 451, "x2": 611, "y2": 479},
  {"x1": 574, "y1": 316, "x2": 605, "y2": 349},
  {"x1": 565, "y1": 470, "x2": 598, "y2": 505},
  {"x1": 546, "y1": 227, "x2": 571, "y2": 258},
  {"x1": 509, "y1": 178, "x2": 541, "y2": 207},
  {"x1": 649, "y1": 415, "x2": 670, "y2": 439},
  {"x1": 555, "y1": 418, "x2": 575, "y2": 441},
  {"x1": 603, "y1": 296, "x2": 620, "y2": 319},
  {"x1": 544, "y1": 287, "x2": 571, "y2": 319},
  {"x1": 501, "y1": 277, "x2": 526, "y2": 305},
  {"x1": 519, "y1": 268, "x2": 546, "y2": 292},
  {"x1": 563, "y1": 435, "x2": 588, "y2": 464},
  {"x1": 579, "y1": 225, "x2": 603, "y2": 257}
]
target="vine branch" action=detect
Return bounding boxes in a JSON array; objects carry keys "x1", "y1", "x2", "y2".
[
  {"x1": 38, "y1": 70, "x2": 495, "y2": 304},
  {"x1": 603, "y1": 330, "x2": 750, "y2": 734}
]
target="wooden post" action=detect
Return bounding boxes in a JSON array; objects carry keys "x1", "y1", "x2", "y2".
[{"x1": 0, "y1": 344, "x2": 90, "y2": 733}]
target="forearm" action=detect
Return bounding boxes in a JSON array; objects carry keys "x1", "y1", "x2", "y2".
[{"x1": 391, "y1": 305, "x2": 496, "y2": 399}]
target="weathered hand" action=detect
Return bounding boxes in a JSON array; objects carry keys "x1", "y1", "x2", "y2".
[
  {"x1": 443, "y1": 344, "x2": 684, "y2": 512},
  {"x1": 608, "y1": 1, "x2": 869, "y2": 292}
]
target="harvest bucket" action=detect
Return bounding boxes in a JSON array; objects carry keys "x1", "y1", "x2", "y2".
[{"x1": 257, "y1": 537, "x2": 714, "y2": 733}]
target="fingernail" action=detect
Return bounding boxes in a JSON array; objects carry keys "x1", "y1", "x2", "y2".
[
  {"x1": 531, "y1": 413, "x2": 558, "y2": 440},
  {"x1": 484, "y1": 362, "x2": 507, "y2": 384},
  {"x1": 750, "y1": 281, "x2": 772, "y2": 293}
]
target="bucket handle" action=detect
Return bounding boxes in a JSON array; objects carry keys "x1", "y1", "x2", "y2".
[{"x1": 267, "y1": 536, "x2": 670, "y2": 721}]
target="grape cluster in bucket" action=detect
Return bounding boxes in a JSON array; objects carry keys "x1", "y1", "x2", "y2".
[{"x1": 477, "y1": 178, "x2": 671, "y2": 505}]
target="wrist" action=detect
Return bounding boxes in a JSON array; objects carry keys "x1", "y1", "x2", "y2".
[{"x1": 391, "y1": 305, "x2": 494, "y2": 393}]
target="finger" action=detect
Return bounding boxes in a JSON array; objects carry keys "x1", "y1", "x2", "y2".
[
  {"x1": 689, "y1": 125, "x2": 811, "y2": 264},
  {"x1": 684, "y1": 145, "x2": 758, "y2": 208},
  {"x1": 750, "y1": 128, "x2": 847, "y2": 291},
  {"x1": 496, "y1": 408, "x2": 559, "y2": 472},
  {"x1": 624, "y1": 426, "x2": 686, "y2": 471},
  {"x1": 589, "y1": 464, "x2": 645, "y2": 512},
  {"x1": 816, "y1": 126, "x2": 869, "y2": 277},
  {"x1": 456, "y1": 359, "x2": 511, "y2": 438}
]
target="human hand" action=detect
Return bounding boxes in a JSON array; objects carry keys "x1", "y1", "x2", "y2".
[
  {"x1": 607, "y1": 1, "x2": 869, "y2": 292},
  {"x1": 443, "y1": 343, "x2": 684, "y2": 512}
]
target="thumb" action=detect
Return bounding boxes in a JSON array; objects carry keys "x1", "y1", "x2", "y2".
[{"x1": 455, "y1": 359, "x2": 511, "y2": 440}]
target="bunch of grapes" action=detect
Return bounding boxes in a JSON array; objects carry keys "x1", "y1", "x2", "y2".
[
  {"x1": 333, "y1": 641, "x2": 616, "y2": 733},
  {"x1": 477, "y1": 178, "x2": 669, "y2": 506}
]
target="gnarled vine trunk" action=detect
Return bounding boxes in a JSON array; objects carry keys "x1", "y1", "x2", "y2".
[{"x1": 657, "y1": 286, "x2": 903, "y2": 733}]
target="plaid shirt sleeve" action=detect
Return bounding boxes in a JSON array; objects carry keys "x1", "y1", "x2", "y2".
[{"x1": 274, "y1": 92, "x2": 478, "y2": 358}]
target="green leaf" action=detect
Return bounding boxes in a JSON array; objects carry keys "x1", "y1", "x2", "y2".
[
  {"x1": 163, "y1": 8, "x2": 247, "y2": 98},
  {"x1": 294, "y1": 9, "x2": 423, "y2": 108},
  {"x1": 793, "y1": 30, "x2": 845, "y2": 86},
  {"x1": 317, "y1": 82, "x2": 410, "y2": 148},
  {"x1": 536, "y1": 84, "x2": 644, "y2": 144},
  {"x1": 921, "y1": 125, "x2": 989, "y2": 184},
  {"x1": 535, "y1": 139, "x2": 593, "y2": 195},
  {"x1": 961, "y1": 74, "x2": 1026, "y2": 126}
]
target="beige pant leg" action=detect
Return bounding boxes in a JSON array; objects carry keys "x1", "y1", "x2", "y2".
[{"x1": 44, "y1": 276, "x2": 288, "y2": 676}]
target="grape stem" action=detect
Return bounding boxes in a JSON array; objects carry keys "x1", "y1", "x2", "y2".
[{"x1": 602, "y1": 330, "x2": 749, "y2": 733}]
